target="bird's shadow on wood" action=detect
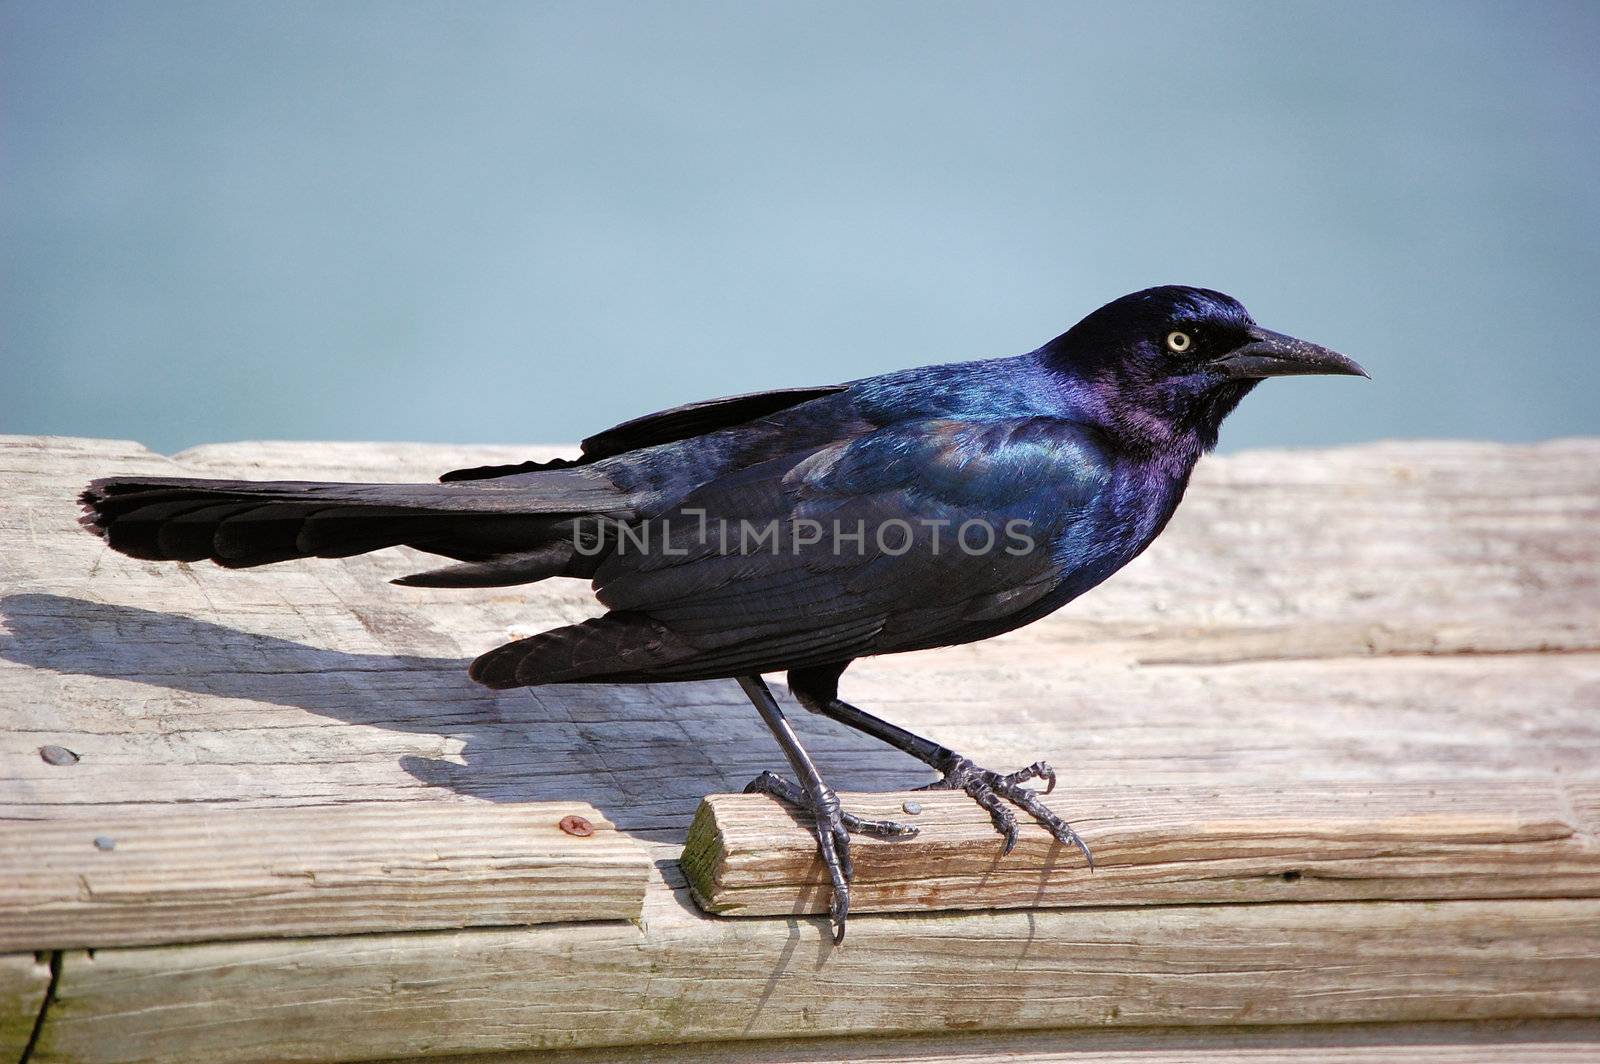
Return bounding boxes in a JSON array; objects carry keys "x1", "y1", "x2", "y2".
[{"x1": 0, "y1": 593, "x2": 930, "y2": 838}]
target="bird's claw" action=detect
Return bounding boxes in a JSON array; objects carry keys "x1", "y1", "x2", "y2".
[
  {"x1": 921, "y1": 756, "x2": 1091, "y2": 866},
  {"x1": 1005, "y1": 759, "x2": 1058, "y2": 795},
  {"x1": 743, "y1": 770, "x2": 919, "y2": 943}
]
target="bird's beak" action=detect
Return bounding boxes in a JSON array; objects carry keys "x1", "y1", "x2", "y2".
[{"x1": 1213, "y1": 326, "x2": 1369, "y2": 380}]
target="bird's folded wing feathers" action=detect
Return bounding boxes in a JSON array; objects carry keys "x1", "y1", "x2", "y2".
[
  {"x1": 591, "y1": 417, "x2": 1111, "y2": 652},
  {"x1": 439, "y1": 384, "x2": 848, "y2": 481}
]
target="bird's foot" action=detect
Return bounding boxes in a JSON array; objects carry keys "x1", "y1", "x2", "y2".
[
  {"x1": 919, "y1": 756, "x2": 1094, "y2": 866},
  {"x1": 743, "y1": 769, "x2": 919, "y2": 943}
]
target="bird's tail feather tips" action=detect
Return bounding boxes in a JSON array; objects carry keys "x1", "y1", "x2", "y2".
[{"x1": 76, "y1": 473, "x2": 632, "y2": 573}]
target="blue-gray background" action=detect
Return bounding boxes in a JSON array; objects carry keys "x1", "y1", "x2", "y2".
[{"x1": 4, "y1": 2, "x2": 1596, "y2": 455}]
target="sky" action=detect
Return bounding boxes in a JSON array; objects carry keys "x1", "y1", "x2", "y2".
[{"x1": 3, "y1": 1, "x2": 1597, "y2": 455}]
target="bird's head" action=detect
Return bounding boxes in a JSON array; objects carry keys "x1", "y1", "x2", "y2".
[{"x1": 1042, "y1": 285, "x2": 1367, "y2": 456}]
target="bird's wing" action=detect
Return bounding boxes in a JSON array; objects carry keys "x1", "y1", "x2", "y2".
[
  {"x1": 595, "y1": 416, "x2": 1112, "y2": 661},
  {"x1": 439, "y1": 385, "x2": 848, "y2": 481},
  {"x1": 467, "y1": 416, "x2": 1117, "y2": 688}
]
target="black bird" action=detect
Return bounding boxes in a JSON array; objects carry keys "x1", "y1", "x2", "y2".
[{"x1": 80, "y1": 286, "x2": 1366, "y2": 941}]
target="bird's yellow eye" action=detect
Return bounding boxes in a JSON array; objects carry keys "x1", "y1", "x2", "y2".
[{"x1": 1166, "y1": 330, "x2": 1192, "y2": 354}]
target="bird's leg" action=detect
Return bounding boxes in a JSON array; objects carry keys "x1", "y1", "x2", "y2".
[
  {"x1": 736, "y1": 675, "x2": 918, "y2": 943},
  {"x1": 789, "y1": 667, "x2": 1093, "y2": 866}
]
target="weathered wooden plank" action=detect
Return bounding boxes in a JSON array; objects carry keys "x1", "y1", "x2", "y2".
[
  {"x1": 7, "y1": 632, "x2": 1596, "y2": 832},
  {"x1": 29, "y1": 897, "x2": 1600, "y2": 1064},
  {"x1": 0, "y1": 953, "x2": 51, "y2": 1064},
  {"x1": 0, "y1": 801, "x2": 649, "y2": 952},
  {"x1": 2, "y1": 437, "x2": 1597, "y2": 1060},
  {"x1": 370, "y1": 1018, "x2": 1600, "y2": 1063},
  {"x1": 3, "y1": 436, "x2": 1597, "y2": 849},
  {"x1": 682, "y1": 781, "x2": 1599, "y2": 917}
]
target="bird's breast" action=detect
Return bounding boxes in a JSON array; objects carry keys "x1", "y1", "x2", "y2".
[{"x1": 1046, "y1": 465, "x2": 1190, "y2": 589}]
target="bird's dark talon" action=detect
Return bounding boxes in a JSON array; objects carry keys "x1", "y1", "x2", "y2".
[
  {"x1": 980, "y1": 789, "x2": 1020, "y2": 854},
  {"x1": 926, "y1": 754, "x2": 1088, "y2": 864},
  {"x1": 841, "y1": 812, "x2": 920, "y2": 838},
  {"x1": 742, "y1": 768, "x2": 919, "y2": 942},
  {"x1": 834, "y1": 826, "x2": 854, "y2": 882},
  {"x1": 1000, "y1": 818, "x2": 1019, "y2": 856},
  {"x1": 739, "y1": 768, "x2": 784, "y2": 793},
  {"x1": 1013, "y1": 788, "x2": 1095, "y2": 867},
  {"x1": 1000, "y1": 759, "x2": 1056, "y2": 795},
  {"x1": 1036, "y1": 761, "x2": 1059, "y2": 795}
]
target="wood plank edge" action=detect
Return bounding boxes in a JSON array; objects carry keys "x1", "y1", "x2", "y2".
[
  {"x1": 681, "y1": 785, "x2": 1599, "y2": 918},
  {"x1": 29, "y1": 897, "x2": 1600, "y2": 1063},
  {"x1": 1, "y1": 801, "x2": 655, "y2": 953},
  {"x1": 360, "y1": 1018, "x2": 1600, "y2": 1064}
]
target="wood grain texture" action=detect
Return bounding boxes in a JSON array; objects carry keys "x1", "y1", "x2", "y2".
[
  {"x1": 371, "y1": 1019, "x2": 1600, "y2": 1064},
  {"x1": 2, "y1": 434, "x2": 1597, "y2": 1062},
  {"x1": 683, "y1": 781, "x2": 1600, "y2": 916},
  {"x1": 0, "y1": 801, "x2": 649, "y2": 952},
  {"x1": 0, "y1": 952, "x2": 51, "y2": 1064},
  {"x1": 1, "y1": 435, "x2": 1595, "y2": 848},
  {"x1": 29, "y1": 897, "x2": 1600, "y2": 1064}
]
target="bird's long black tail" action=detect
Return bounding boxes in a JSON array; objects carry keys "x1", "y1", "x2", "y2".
[{"x1": 79, "y1": 471, "x2": 633, "y2": 581}]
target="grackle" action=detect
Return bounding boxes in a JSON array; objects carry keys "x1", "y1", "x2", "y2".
[{"x1": 80, "y1": 286, "x2": 1366, "y2": 941}]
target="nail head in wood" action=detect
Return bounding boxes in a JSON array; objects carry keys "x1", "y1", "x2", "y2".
[{"x1": 558, "y1": 814, "x2": 595, "y2": 837}]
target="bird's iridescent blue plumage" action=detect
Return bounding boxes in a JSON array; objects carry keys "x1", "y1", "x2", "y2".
[
  {"x1": 438, "y1": 284, "x2": 1364, "y2": 686},
  {"x1": 470, "y1": 286, "x2": 1281, "y2": 682}
]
